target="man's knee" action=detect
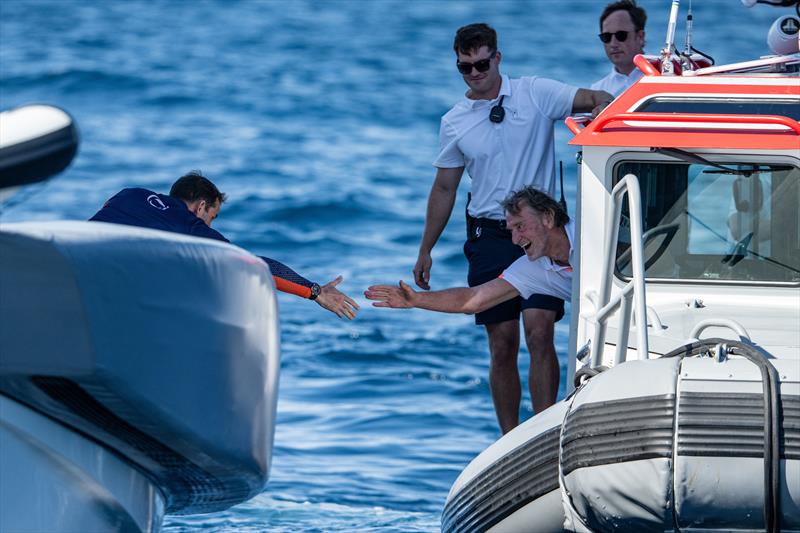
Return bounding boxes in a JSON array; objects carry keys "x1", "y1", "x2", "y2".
[{"x1": 523, "y1": 309, "x2": 556, "y2": 345}]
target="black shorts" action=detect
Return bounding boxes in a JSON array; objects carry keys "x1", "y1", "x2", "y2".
[{"x1": 463, "y1": 223, "x2": 565, "y2": 325}]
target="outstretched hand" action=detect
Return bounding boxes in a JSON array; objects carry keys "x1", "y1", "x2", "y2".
[
  {"x1": 364, "y1": 280, "x2": 417, "y2": 309},
  {"x1": 315, "y1": 275, "x2": 360, "y2": 320}
]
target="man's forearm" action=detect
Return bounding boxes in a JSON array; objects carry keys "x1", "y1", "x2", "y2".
[
  {"x1": 412, "y1": 286, "x2": 479, "y2": 314},
  {"x1": 419, "y1": 185, "x2": 457, "y2": 254}
]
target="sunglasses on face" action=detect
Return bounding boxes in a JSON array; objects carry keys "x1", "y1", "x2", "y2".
[
  {"x1": 598, "y1": 30, "x2": 631, "y2": 43},
  {"x1": 456, "y1": 51, "x2": 496, "y2": 75}
]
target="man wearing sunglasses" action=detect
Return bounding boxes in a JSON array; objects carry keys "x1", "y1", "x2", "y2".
[
  {"x1": 592, "y1": 0, "x2": 647, "y2": 97},
  {"x1": 412, "y1": 23, "x2": 610, "y2": 434}
]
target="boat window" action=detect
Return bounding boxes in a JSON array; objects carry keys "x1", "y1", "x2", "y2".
[
  {"x1": 635, "y1": 98, "x2": 800, "y2": 121},
  {"x1": 615, "y1": 160, "x2": 800, "y2": 284}
]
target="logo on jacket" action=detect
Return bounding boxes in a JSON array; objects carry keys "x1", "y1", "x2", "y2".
[{"x1": 147, "y1": 194, "x2": 169, "y2": 210}]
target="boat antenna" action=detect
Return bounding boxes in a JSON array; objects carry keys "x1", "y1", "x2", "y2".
[
  {"x1": 558, "y1": 160, "x2": 568, "y2": 215},
  {"x1": 683, "y1": 1, "x2": 693, "y2": 55},
  {"x1": 661, "y1": 0, "x2": 681, "y2": 74},
  {"x1": 682, "y1": 0, "x2": 716, "y2": 66}
]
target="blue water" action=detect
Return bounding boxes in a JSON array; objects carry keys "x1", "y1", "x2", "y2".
[{"x1": 0, "y1": 1, "x2": 782, "y2": 530}]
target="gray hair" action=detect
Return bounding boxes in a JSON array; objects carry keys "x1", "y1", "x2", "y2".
[{"x1": 501, "y1": 186, "x2": 569, "y2": 227}]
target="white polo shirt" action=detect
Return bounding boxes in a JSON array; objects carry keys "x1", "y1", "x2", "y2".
[
  {"x1": 500, "y1": 219, "x2": 575, "y2": 301},
  {"x1": 591, "y1": 67, "x2": 643, "y2": 97},
  {"x1": 433, "y1": 75, "x2": 577, "y2": 220}
]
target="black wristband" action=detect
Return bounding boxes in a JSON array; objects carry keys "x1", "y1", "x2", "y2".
[{"x1": 309, "y1": 282, "x2": 321, "y2": 300}]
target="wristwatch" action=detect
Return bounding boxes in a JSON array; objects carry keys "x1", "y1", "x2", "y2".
[{"x1": 309, "y1": 282, "x2": 321, "y2": 300}]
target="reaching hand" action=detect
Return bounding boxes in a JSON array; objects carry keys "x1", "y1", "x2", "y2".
[
  {"x1": 413, "y1": 253, "x2": 432, "y2": 290},
  {"x1": 315, "y1": 275, "x2": 360, "y2": 320},
  {"x1": 591, "y1": 99, "x2": 612, "y2": 118},
  {"x1": 364, "y1": 280, "x2": 417, "y2": 309}
]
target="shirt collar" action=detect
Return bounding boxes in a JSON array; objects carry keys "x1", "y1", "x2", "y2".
[
  {"x1": 463, "y1": 74, "x2": 511, "y2": 109},
  {"x1": 610, "y1": 65, "x2": 639, "y2": 79}
]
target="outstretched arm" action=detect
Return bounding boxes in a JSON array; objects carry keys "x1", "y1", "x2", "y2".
[
  {"x1": 365, "y1": 278, "x2": 519, "y2": 315},
  {"x1": 572, "y1": 88, "x2": 613, "y2": 117}
]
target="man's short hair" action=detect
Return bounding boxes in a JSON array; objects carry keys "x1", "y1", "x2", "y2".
[
  {"x1": 170, "y1": 170, "x2": 227, "y2": 206},
  {"x1": 599, "y1": 0, "x2": 647, "y2": 31},
  {"x1": 453, "y1": 23, "x2": 497, "y2": 55},
  {"x1": 502, "y1": 186, "x2": 569, "y2": 228}
]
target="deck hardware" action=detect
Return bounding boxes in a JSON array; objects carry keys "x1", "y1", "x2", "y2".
[
  {"x1": 714, "y1": 343, "x2": 729, "y2": 362},
  {"x1": 576, "y1": 341, "x2": 591, "y2": 363}
]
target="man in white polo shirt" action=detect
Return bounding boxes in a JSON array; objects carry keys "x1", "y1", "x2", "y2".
[
  {"x1": 592, "y1": 0, "x2": 647, "y2": 97},
  {"x1": 411, "y1": 23, "x2": 607, "y2": 433}
]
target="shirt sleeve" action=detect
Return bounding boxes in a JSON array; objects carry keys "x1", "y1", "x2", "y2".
[
  {"x1": 530, "y1": 77, "x2": 579, "y2": 121},
  {"x1": 259, "y1": 256, "x2": 315, "y2": 299},
  {"x1": 432, "y1": 116, "x2": 465, "y2": 168},
  {"x1": 500, "y1": 256, "x2": 550, "y2": 299}
]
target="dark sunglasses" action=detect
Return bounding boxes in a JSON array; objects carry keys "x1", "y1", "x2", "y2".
[
  {"x1": 598, "y1": 30, "x2": 631, "y2": 43},
  {"x1": 456, "y1": 51, "x2": 496, "y2": 75}
]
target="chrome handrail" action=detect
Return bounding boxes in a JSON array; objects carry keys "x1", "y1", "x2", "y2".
[
  {"x1": 690, "y1": 319, "x2": 752, "y2": 342},
  {"x1": 589, "y1": 174, "x2": 649, "y2": 367}
]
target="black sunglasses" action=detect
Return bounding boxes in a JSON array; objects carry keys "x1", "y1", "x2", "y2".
[
  {"x1": 598, "y1": 30, "x2": 631, "y2": 43},
  {"x1": 456, "y1": 51, "x2": 496, "y2": 75}
]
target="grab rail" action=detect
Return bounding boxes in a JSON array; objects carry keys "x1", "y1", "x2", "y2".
[
  {"x1": 589, "y1": 174, "x2": 649, "y2": 368},
  {"x1": 690, "y1": 319, "x2": 752, "y2": 342},
  {"x1": 565, "y1": 116, "x2": 591, "y2": 135},
  {"x1": 592, "y1": 113, "x2": 800, "y2": 135},
  {"x1": 634, "y1": 54, "x2": 661, "y2": 76}
]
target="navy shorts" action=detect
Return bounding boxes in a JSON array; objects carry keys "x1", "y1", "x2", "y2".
[{"x1": 463, "y1": 223, "x2": 565, "y2": 326}]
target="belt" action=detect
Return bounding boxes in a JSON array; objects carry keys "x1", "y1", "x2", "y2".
[{"x1": 470, "y1": 216, "x2": 508, "y2": 230}]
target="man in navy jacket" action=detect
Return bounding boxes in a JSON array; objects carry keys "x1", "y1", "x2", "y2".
[{"x1": 90, "y1": 171, "x2": 358, "y2": 319}]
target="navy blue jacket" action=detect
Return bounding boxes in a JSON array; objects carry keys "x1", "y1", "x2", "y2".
[
  {"x1": 90, "y1": 188, "x2": 229, "y2": 242},
  {"x1": 90, "y1": 188, "x2": 317, "y2": 298}
]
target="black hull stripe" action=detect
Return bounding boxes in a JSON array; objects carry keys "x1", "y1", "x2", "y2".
[
  {"x1": 678, "y1": 392, "x2": 800, "y2": 460},
  {"x1": 562, "y1": 395, "x2": 676, "y2": 476},
  {"x1": 441, "y1": 427, "x2": 560, "y2": 533}
]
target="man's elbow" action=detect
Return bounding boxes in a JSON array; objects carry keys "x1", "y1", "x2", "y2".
[{"x1": 461, "y1": 299, "x2": 489, "y2": 315}]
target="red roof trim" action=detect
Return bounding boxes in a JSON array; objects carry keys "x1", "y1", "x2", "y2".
[{"x1": 569, "y1": 75, "x2": 800, "y2": 149}]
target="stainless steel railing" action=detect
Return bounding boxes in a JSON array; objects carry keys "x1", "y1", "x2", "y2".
[{"x1": 588, "y1": 174, "x2": 649, "y2": 368}]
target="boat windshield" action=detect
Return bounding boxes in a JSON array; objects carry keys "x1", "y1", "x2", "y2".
[{"x1": 614, "y1": 159, "x2": 800, "y2": 284}]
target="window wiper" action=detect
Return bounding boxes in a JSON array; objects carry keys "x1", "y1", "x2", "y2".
[
  {"x1": 650, "y1": 147, "x2": 792, "y2": 176},
  {"x1": 703, "y1": 165, "x2": 794, "y2": 175}
]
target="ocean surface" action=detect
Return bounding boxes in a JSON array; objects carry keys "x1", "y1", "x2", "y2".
[{"x1": 0, "y1": 1, "x2": 783, "y2": 531}]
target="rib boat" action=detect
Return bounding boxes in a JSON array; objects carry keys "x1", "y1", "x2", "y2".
[
  {"x1": 0, "y1": 105, "x2": 281, "y2": 532},
  {"x1": 442, "y1": 3, "x2": 800, "y2": 532}
]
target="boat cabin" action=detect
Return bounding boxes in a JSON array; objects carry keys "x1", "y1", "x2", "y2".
[{"x1": 566, "y1": 54, "x2": 800, "y2": 383}]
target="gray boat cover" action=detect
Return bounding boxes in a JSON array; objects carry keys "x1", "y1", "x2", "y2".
[{"x1": 0, "y1": 221, "x2": 280, "y2": 513}]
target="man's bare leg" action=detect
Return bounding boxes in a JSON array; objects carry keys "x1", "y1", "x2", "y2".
[
  {"x1": 485, "y1": 320, "x2": 521, "y2": 434},
  {"x1": 522, "y1": 308, "x2": 559, "y2": 414}
]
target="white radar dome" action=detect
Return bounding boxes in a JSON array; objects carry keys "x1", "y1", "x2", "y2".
[{"x1": 768, "y1": 15, "x2": 800, "y2": 55}]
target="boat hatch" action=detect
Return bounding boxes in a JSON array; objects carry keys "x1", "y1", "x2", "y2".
[{"x1": 612, "y1": 158, "x2": 800, "y2": 285}]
